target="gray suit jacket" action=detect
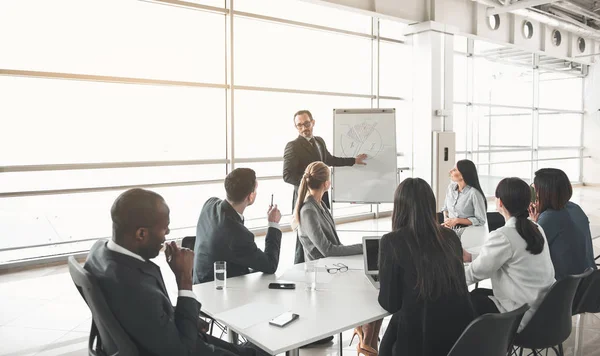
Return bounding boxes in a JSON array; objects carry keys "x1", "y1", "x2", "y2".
[
  {"x1": 193, "y1": 198, "x2": 282, "y2": 284},
  {"x1": 297, "y1": 195, "x2": 362, "y2": 261}
]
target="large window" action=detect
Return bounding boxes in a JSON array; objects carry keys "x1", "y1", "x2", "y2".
[
  {"x1": 0, "y1": 77, "x2": 227, "y2": 165},
  {"x1": 0, "y1": 0, "x2": 226, "y2": 83},
  {"x1": 453, "y1": 39, "x2": 584, "y2": 196},
  {"x1": 0, "y1": 0, "x2": 411, "y2": 263}
]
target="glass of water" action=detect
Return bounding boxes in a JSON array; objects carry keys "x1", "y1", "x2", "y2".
[
  {"x1": 214, "y1": 261, "x2": 226, "y2": 290},
  {"x1": 304, "y1": 260, "x2": 317, "y2": 291}
]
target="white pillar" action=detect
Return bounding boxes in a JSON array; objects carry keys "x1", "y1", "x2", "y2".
[
  {"x1": 583, "y1": 62, "x2": 600, "y2": 184},
  {"x1": 404, "y1": 22, "x2": 456, "y2": 207}
]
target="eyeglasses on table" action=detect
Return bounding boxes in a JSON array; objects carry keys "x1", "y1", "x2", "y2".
[{"x1": 325, "y1": 263, "x2": 349, "y2": 274}]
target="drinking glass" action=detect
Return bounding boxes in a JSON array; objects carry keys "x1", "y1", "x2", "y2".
[
  {"x1": 304, "y1": 260, "x2": 317, "y2": 291},
  {"x1": 214, "y1": 261, "x2": 226, "y2": 290}
]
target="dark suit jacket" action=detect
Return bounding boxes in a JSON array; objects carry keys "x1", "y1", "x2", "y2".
[
  {"x1": 193, "y1": 198, "x2": 282, "y2": 284},
  {"x1": 84, "y1": 240, "x2": 202, "y2": 356},
  {"x1": 283, "y1": 135, "x2": 355, "y2": 208},
  {"x1": 378, "y1": 228, "x2": 474, "y2": 356},
  {"x1": 538, "y1": 201, "x2": 597, "y2": 280}
]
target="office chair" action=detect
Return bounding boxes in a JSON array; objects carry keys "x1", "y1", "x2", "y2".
[
  {"x1": 68, "y1": 256, "x2": 138, "y2": 356},
  {"x1": 511, "y1": 270, "x2": 592, "y2": 356},
  {"x1": 182, "y1": 236, "x2": 230, "y2": 340},
  {"x1": 447, "y1": 304, "x2": 529, "y2": 356},
  {"x1": 572, "y1": 268, "x2": 600, "y2": 356}
]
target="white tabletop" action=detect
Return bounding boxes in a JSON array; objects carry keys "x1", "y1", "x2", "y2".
[{"x1": 193, "y1": 255, "x2": 389, "y2": 355}]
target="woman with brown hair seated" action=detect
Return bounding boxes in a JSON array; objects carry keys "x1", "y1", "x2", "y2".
[{"x1": 293, "y1": 161, "x2": 381, "y2": 355}]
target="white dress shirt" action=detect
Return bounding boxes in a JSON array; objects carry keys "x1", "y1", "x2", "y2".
[
  {"x1": 464, "y1": 217, "x2": 555, "y2": 331},
  {"x1": 106, "y1": 239, "x2": 198, "y2": 301}
]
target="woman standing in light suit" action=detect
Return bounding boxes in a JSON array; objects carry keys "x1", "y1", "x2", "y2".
[{"x1": 441, "y1": 159, "x2": 487, "y2": 237}]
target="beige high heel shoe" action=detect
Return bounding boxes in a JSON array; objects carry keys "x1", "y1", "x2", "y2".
[{"x1": 349, "y1": 327, "x2": 378, "y2": 355}]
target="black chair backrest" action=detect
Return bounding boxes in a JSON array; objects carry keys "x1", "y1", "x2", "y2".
[
  {"x1": 573, "y1": 268, "x2": 600, "y2": 315},
  {"x1": 514, "y1": 269, "x2": 592, "y2": 349},
  {"x1": 182, "y1": 236, "x2": 196, "y2": 251},
  {"x1": 486, "y1": 212, "x2": 505, "y2": 232},
  {"x1": 446, "y1": 304, "x2": 529, "y2": 356},
  {"x1": 436, "y1": 212, "x2": 445, "y2": 224},
  {"x1": 68, "y1": 256, "x2": 139, "y2": 356}
]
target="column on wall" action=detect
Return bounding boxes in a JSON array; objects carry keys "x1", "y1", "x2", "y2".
[
  {"x1": 583, "y1": 63, "x2": 600, "y2": 184},
  {"x1": 404, "y1": 22, "x2": 455, "y2": 206}
]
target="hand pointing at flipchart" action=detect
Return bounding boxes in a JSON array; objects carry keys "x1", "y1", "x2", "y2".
[{"x1": 355, "y1": 154, "x2": 368, "y2": 165}]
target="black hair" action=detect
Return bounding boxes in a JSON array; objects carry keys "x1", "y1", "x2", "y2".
[
  {"x1": 495, "y1": 177, "x2": 544, "y2": 255},
  {"x1": 534, "y1": 168, "x2": 572, "y2": 214},
  {"x1": 391, "y1": 178, "x2": 467, "y2": 300},
  {"x1": 457, "y1": 159, "x2": 487, "y2": 209}
]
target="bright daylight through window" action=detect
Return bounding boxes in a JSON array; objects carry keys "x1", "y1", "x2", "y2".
[{"x1": 0, "y1": 0, "x2": 410, "y2": 263}]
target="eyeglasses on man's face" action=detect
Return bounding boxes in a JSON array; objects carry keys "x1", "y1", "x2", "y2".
[
  {"x1": 325, "y1": 263, "x2": 348, "y2": 274},
  {"x1": 295, "y1": 120, "x2": 313, "y2": 129}
]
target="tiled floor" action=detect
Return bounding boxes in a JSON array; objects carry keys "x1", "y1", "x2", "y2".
[{"x1": 1, "y1": 186, "x2": 600, "y2": 356}]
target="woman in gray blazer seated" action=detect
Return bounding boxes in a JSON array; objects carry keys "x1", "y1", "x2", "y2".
[{"x1": 293, "y1": 161, "x2": 381, "y2": 355}]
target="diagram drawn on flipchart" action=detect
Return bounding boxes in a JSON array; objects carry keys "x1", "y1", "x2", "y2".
[{"x1": 339, "y1": 121, "x2": 385, "y2": 158}]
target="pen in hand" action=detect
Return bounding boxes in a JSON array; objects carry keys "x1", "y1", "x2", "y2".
[{"x1": 271, "y1": 194, "x2": 274, "y2": 206}]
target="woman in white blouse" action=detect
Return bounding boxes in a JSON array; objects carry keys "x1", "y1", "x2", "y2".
[
  {"x1": 441, "y1": 159, "x2": 487, "y2": 237},
  {"x1": 463, "y1": 177, "x2": 555, "y2": 332}
]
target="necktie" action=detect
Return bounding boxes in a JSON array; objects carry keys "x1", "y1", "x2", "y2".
[{"x1": 310, "y1": 138, "x2": 322, "y2": 161}]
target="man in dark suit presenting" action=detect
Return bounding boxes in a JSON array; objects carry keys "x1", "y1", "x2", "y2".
[
  {"x1": 85, "y1": 188, "x2": 258, "y2": 356},
  {"x1": 283, "y1": 110, "x2": 367, "y2": 264},
  {"x1": 193, "y1": 168, "x2": 282, "y2": 284}
]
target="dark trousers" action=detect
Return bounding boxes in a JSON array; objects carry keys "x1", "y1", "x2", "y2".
[
  {"x1": 293, "y1": 191, "x2": 331, "y2": 264},
  {"x1": 201, "y1": 334, "x2": 268, "y2": 356},
  {"x1": 379, "y1": 313, "x2": 399, "y2": 356},
  {"x1": 470, "y1": 288, "x2": 500, "y2": 316}
]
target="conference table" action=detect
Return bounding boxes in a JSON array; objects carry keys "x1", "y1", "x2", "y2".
[{"x1": 192, "y1": 255, "x2": 389, "y2": 356}]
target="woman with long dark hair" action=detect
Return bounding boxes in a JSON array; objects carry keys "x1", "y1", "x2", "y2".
[
  {"x1": 441, "y1": 159, "x2": 487, "y2": 237},
  {"x1": 529, "y1": 168, "x2": 596, "y2": 279},
  {"x1": 378, "y1": 178, "x2": 474, "y2": 356},
  {"x1": 293, "y1": 161, "x2": 381, "y2": 355},
  {"x1": 464, "y1": 177, "x2": 555, "y2": 331}
]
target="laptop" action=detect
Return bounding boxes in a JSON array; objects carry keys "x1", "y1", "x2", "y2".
[{"x1": 362, "y1": 236, "x2": 381, "y2": 289}]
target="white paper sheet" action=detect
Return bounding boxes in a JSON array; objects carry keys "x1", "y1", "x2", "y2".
[{"x1": 214, "y1": 302, "x2": 287, "y2": 329}]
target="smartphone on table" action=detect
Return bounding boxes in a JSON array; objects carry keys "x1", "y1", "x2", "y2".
[
  {"x1": 269, "y1": 312, "x2": 299, "y2": 327},
  {"x1": 268, "y1": 282, "x2": 295, "y2": 290}
]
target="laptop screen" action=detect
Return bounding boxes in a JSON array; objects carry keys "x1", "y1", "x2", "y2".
[{"x1": 365, "y1": 239, "x2": 380, "y2": 272}]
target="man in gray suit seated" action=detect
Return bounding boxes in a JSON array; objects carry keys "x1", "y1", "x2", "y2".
[
  {"x1": 85, "y1": 188, "x2": 260, "y2": 356},
  {"x1": 193, "y1": 168, "x2": 282, "y2": 284}
]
